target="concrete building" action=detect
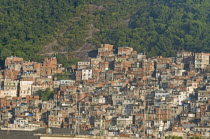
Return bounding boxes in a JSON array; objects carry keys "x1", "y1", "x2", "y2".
[
  {"x1": 195, "y1": 53, "x2": 210, "y2": 71},
  {"x1": 82, "y1": 69, "x2": 92, "y2": 81},
  {"x1": 19, "y1": 81, "x2": 33, "y2": 97}
]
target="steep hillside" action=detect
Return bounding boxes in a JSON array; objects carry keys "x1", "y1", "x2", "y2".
[
  {"x1": 0, "y1": 0, "x2": 210, "y2": 66},
  {"x1": 90, "y1": 0, "x2": 210, "y2": 57},
  {"x1": 0, "y1": 0, "x2": 88, "y2": 61}
]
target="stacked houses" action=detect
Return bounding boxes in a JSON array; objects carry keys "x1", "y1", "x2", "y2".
[{"x1": 0, "y1": 44, "x2": 210, "y2": 138}]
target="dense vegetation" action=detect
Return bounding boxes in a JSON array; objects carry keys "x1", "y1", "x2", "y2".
[
  {"x1": 165, "y1": 136, "x2": 182, "y2": 139},
  {"x1": 0, "y1": 0, "x2": 210, "y2": 65},
  {"x1": 35, "y1": 88, "x2": 55, "y2": 101},
  {"x1": 53, "y1": 72, "x2": 71, "y2": 80},
  {"x1": 0, "y1": 0, "x2": 88, "y2": 61},
  {"x1": 90, "y1": 0, "x2": 210, "y2": 57}
]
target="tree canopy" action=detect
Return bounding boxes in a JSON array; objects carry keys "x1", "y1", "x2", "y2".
[
  {"x1": 0, "y1": 0, "x2": 88, "y2": 61},
  {"x1": 0, "y1": 0, "x2": 209, "y2": 65},
  {"x1": 34, "y1": 88, "x2": 55, "y2": 101}
]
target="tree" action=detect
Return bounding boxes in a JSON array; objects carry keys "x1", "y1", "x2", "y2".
[
  {"x1": 35, "y1": 88, "x2": 55, "y2": 101},
  {"x1": 165, "y1": 135, "x2": 183, "y2": 139},
  {"x1": 190, "y1": 136, "x2": 204, "y2": 139}
]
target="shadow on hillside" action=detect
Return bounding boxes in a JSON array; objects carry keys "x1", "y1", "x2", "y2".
[
  {"x1": 0, "y1": 60, "x2": 4, "y2": 69},
  {"x1": 88, "y1": 50, "x2": 98, "y2": 58}
]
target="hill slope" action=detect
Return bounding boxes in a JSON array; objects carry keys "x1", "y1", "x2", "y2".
[
  {"x1": 0, "y1": 0, "x2": 210, "y2": 66},
  {"x1": 0, "y1": 0, "x2": 88, "y2": 61}
]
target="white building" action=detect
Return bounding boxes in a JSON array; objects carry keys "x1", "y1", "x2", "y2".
[
  {"x1": 77, "y1": 61, "x2": 90, "y2": 70},
  {"x1": 3, "y1": 79, "x2": 19, "y2": 90},
  {"x1": 0, "y1": 90, "x2": 17, "y2": 98},
  {"x1": 175, "y1": 69, "x2": 185, "y2": 76},
  {"x1": 82, "y1": 69, "x2": 92, "y2": 80},
  {"x1": 31, "y1": 84, "x2": 48, "y2": 95},
  {"x1": 59, "y1": 80, "x2": 75, "y2": 86},
  {"x1": 173, "y1": 91, "x2": 189, "y2": 105},
  {"x1": 14, "y1": 117, "x2": 29, "y2": 127},
  {"x1": 6, "y1": 117, "x2": 40, "y2": 131},
  {"x1": 92, "y1": 95, "x2": 106, "y2": 104},
  {"x1": 195, "y1": 53, "x2": 210, "y2": 70},
  {"x1": 155, "y1": 89, "x2": 171, "y2": 99},
  {"x1": 19, "y1": 81, "x2": 33, "y2": 97},
  {"x1": 116, "y1": 116, "x2": 132, "y2": 127}
]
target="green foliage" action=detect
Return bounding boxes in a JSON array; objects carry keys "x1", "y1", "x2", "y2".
[
  {"x1": 55, "y1": 54, "x2": 80, "y2": 68},
  {"x1": 190, "y1": 136, "x2": 204, "y2": 139},
  {"x1": 35, "y1": 88, "x2": 55, "y2": 101},
  {"x1": 89, "y1": 0, "x2": 210, "y2": 57},
  {"x1": 0, "y1": 0, "x2": 89, "y2": 61},
  {"x1": 1, "y1": 0, "x2": 210, "y2": 63},
  {"x1": 54, "y1": 72, "x2": 71, "y2": 80},
  {"x1": 165, "y1": 136, "x2": 183, "y2": 139}
]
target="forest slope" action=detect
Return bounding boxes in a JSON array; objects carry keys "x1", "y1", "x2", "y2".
[{"x1": 0, "y1": 0, "x2": 209, "y2": 66}]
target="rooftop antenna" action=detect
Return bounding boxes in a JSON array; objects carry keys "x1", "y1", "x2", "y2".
[
  {"x1": 78, "y1": 100, "x2": 80, "y2": 135},
  {"x1": 74, "y1": 93, "x2": 78, "y2": 134}
]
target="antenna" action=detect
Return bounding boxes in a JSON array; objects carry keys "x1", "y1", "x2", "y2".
[
  {"x1": 74, "y1": 93, "x2": 77, "y2": 134},
  {"x1": 78, "y1": 101, "x2": 80, "y2": 135},
  {"x1": 143, "y1": 100, "x2": 146, "y2": 137}
]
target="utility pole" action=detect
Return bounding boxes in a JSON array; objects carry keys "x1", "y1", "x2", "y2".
[
  {"x1": 143, "y1": 100, "x2": 146, "y2": 138},
  {"x1": 78, "y1": 101, "x2": 80, "y2": 135},
  {"x1": 74, "y1": 93, "x2": 77, "y2": 134},
  {"x1": 158, "y1": 106, "x2": 160, "y2": 138},
  {"x1": 100, "y1": 114, "x2": 102, "y2": 136},
  {"x1": 104, "y1": 115, "x2": 106, "y2": 135},
  {"x1": 84, "y1": 101, "x2": 86, "y2": 122}
]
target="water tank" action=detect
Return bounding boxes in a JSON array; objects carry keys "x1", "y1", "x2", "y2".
[{"x1": 46, "y1": 127, "x2": 52, "y2": 134}]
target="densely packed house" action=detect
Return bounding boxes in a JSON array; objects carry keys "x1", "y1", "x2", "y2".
[{"x1": 0, "y1": 44, "x2": 210, "y2": 138}]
